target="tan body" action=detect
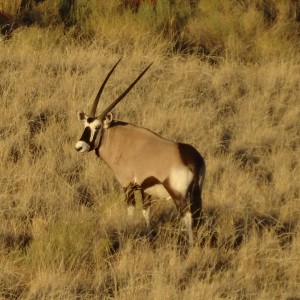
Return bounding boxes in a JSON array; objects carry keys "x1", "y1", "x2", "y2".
[{"x1": 99, "y1": 121, "x2": 204, "y2": 201}]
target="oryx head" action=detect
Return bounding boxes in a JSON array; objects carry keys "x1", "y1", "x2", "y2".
[{"x1": 75, "y1": 58, "x2": 152, "y2": 153}]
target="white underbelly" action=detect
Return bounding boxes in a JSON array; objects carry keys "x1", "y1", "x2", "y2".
[{"x1": 144, "y1": 184, "x2": 172, "y2": 200}]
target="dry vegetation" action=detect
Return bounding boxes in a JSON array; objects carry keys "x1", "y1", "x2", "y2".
[{"x1": 0, "y1": 0, "x2": 300, "y2": 299}]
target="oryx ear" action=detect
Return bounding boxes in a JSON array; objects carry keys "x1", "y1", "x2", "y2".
[
  {"x1": 102, "y1": 112, "x2": 113, "y2": 128},
  {"x1": 77, "y1": 111, "x2": 87, "y2": 121}
]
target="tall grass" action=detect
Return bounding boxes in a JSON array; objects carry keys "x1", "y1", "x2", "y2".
[{"x1": 0, "y1": 0, "x2": 300, "y2": 299}]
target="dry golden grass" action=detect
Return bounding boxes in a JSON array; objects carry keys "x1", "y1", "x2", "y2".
[{"x1": 1, "y1": 1, "x2": 300, "y2": 299}]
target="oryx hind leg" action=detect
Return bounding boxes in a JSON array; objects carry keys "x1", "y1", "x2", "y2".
[
  {"x1": 176, "y1": 198, "x2": 194, "y2": 246},
  {"x1": 123, "y1": 183, "x2": 136, "y2": 217},
  {"x1": 163, "y1": 182, "x2": 194, "y2": 245}
]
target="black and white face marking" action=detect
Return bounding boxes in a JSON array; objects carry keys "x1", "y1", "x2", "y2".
[{"x1": 75, "y1": 111, "x2": 102, "y2": 153}]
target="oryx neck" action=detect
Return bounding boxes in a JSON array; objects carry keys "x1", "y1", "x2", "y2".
[{"x1": 95, "y1": 127, "x2": 108, "y2": 158}]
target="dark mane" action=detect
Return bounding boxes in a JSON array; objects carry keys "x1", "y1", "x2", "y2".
[{"x1": 110, "y1": 120, "x2": 129, "y2": 127}]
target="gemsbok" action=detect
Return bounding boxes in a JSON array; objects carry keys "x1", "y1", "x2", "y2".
[{"x1": 75, "y1": 58, "x2": 205, "y2": 245}]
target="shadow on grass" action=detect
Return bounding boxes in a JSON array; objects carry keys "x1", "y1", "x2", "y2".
[
  {"x1": 197, "y1": 206, "x2": 297, "y2": 251},
  {"x1": 108, "y1": 202, "x2": 297, "y2": 253}
]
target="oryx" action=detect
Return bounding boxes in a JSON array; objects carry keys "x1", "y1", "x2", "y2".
[{"x1": 75, "y1": 58, "x2": 205, "y2": 245}]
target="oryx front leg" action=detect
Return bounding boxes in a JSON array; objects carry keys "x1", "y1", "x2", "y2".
[
  {"x1": 141, "y1": 190, "x2": 153, "y2": 238},
  {"x1": 123, "y1": 183, "x2": 136, "y2": 217}
]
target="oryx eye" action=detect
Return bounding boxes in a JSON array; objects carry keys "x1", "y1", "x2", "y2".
[{"x1": 95, "y1": 125, "x2": 101, "y2": 130}]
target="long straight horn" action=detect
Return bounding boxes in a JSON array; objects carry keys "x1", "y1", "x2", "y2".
[
  {"x1": 98, "y1": 62, "x2": 153, "y2": 120},
  {"x1": 90, "y1": 57, "x2": 123, "y2": 117}
]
